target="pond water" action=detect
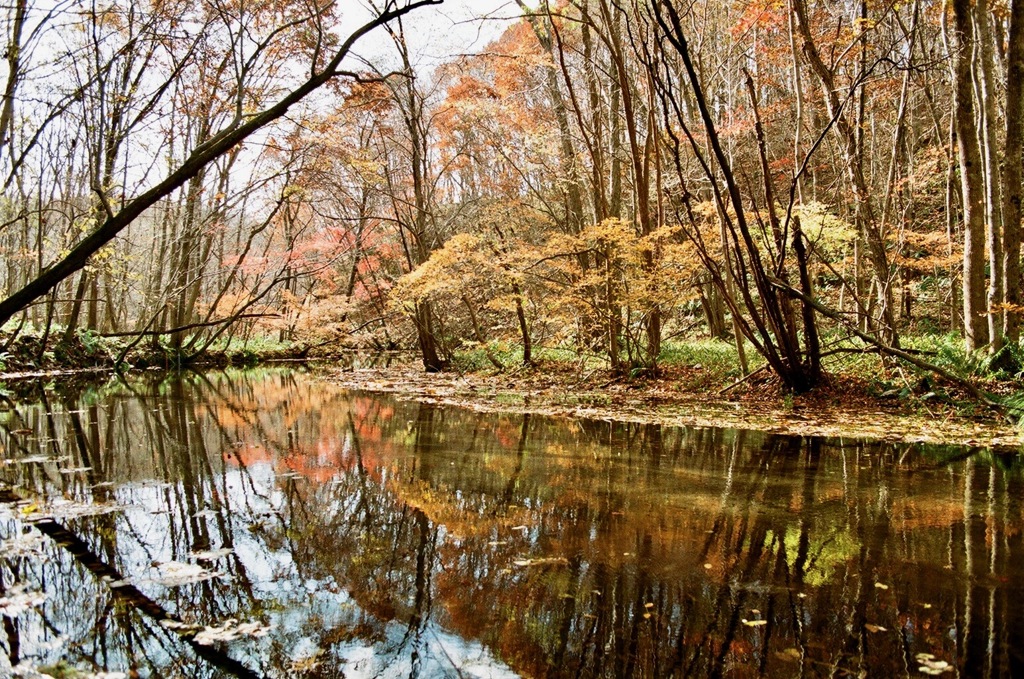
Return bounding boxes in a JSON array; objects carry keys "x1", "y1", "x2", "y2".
[{"x1": 0, "y1": 368, "x2": 1021, "y2": 678}]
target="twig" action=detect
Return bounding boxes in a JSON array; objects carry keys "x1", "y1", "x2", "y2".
[{"x1": 717, "y1": 364, "x2": 770, "y2": 395}]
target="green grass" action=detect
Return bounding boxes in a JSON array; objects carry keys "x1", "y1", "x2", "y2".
[
  {"x1": 451, "y1": 341, "x2": 607, "y2": 373},
  {"x1": 659, "y1": 338, "x2": 764, "y2": 383}
]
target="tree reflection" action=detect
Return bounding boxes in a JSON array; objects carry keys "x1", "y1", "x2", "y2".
[{"x1": 0, "y1": 369, "x2": 1021, "y2": 677}]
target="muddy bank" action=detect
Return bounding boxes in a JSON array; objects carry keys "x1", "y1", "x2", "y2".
[{"x1": 323, "y1": 365, "x2": 1024, "y2": 450}]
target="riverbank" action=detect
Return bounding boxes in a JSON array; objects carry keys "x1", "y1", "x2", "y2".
[
  {"x1": 1, "y1": 331, "x2": 1020, "y2": 449},
  {"x1": 323, "y1": 363, "x2": 1024, "y2": 450}
]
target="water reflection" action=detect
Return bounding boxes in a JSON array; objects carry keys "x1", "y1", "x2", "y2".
[{"x1": 0, "y1": 368, "x2": 1021, "y2": 678}]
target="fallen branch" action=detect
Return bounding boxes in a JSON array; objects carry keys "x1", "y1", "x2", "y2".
[
  {"x1": 100, "y1": 314, "x2": 279, "y2": 339},
  {"x1": 717, "y1": 364, "x2": 770, "y2": 395},
  {"x1": 772, "y1": 280, "x2": 1008, "y2": 420}
]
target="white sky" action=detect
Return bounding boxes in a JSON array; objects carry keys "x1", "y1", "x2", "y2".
[{"x1": 346, "y1": 0, "x2": 529, "y2": 71}]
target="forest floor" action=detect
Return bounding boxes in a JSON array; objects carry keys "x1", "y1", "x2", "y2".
[
  {"x1": 323, "y1": 361, "x2": 1024, "y2": 450},
  {"x1": 1, "y1": 329, "x2": 1020, "y2": 449}
]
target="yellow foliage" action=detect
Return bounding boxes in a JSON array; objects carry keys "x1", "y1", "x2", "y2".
[{"x1": 793, "y1": 202, "x2": 856, "y2": 258}]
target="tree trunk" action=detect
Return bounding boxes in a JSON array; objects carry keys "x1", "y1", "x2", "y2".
[
  {"x1": 953, "y1": 0, "x2": 990, "y2": 350},
  {"x1": 977, "y1": 0, "x2": 1004, "y2": 349},
  {"x1": 791, "y1": 0, "x2": 899, "y2": 346},
  {"x1": 1002, "y1": 0, "x2": 1024, "y2": 345}
]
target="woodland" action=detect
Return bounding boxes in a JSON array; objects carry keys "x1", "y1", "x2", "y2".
[{"x1": 1, "y1": 0, "x2": 1023, "y2": 410}]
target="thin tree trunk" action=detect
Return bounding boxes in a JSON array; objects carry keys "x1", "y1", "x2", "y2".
[
  {"x1": 792, "y1": 0, "x2": 899, "y2": 346},
  {"x1": 953, "y1": 0, "x2": 990, "y2": 350},
  {"x1": 1002, "y1": 0, "x2": 1024, "y2": 345},
  {"x1": 977, "y1": 0, "x2": 1004, "y2": 349}
]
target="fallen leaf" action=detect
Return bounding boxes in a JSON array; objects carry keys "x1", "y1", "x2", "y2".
[
  {"x1": 160, "y1": 619, "x2": 204, "y2": 633},
  {"x1": 187, "y1": 548, "x2": 233, "y2": 561},
  {"x1": 153, "y1": 562, "x2": 223, "y2": 587},
  {"x1": 193, "y1": 618, "x2": 273, "y2": 646},
  {"x1": 0, "y1": 532, "x2": 47, "y2": 560},
  {"x1": 3, "y1": 456, "x2": 48, "y2": 465},
  {"x1": 0, "y1": 585, "x2": 46, "y2": 617},
  {"x1": 775, "y1": 648, "x2": 801, "y2": 662},
  {"x1": 864, "y1": 624, "x2": 887, "y2": 633},
  {"x1": 512, "y1": 557, "x2": 569, "y2": 568},
  {"x1": 741, "y1": 619, "x2": 768, "y2": 627}
]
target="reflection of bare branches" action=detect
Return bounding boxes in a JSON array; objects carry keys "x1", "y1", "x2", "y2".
[{"x1": 0, "y1": 488, "x2": 261, "y2": 678}]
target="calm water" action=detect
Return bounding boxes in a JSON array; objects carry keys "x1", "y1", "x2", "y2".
[{"x1": 0, "y1": 368, "x2": 1021, "y2": 678}]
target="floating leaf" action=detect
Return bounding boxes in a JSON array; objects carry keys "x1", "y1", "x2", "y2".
[
  {"x1": 3, "y1": 455, "x2": 49, "y2": 465},
  {"x1": 0, "y1": 531, "x2": 48, "y2": 560},
  {"x1": 188, "y1": 548, "x2": 233, "y2": 561},
  {"x1": 874, "y1": 582, "x2": 890, "y2": 590},
  {"x1": 512, "y1": 557, "x2": 569, "y2": 568},
  {"x1": 160, "y1": 619, "x2": 204, "y2": 634},
  {"x1": 153, "y1": 561, "x2": 223, "y2": 587},
  {"x1": 12, "y1": 662, "x2": 123, "y2": 679},
  {"x1": 864, "y1": 624, "x2": 887, "y2": 633},
  {"x1": 290, "y1": 649, "x2": 324, "y2": 672},
  {"x1": 28, "y1": 500, "x2": 122, "y2": 521},
  {"x1": 741, "y1": 619, "x2": 767, "y2": 627},
  {"x1": 0, "y1": 584, "x2": 46, "y2": 617},
  {"x1": 915, "y1": 655, "x2": 952, "y2": 675},
  {"x1": 193, "y1": 618, "x2": 273, "y2": 646}
]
